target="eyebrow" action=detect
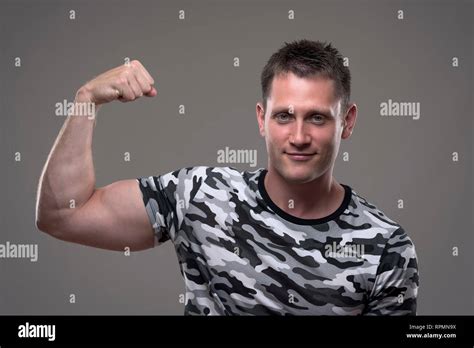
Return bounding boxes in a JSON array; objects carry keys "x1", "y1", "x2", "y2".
[{"x1": 271, "y1": 106, "x2": 334, "y2": 118}]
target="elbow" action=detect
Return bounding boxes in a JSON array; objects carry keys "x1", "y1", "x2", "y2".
[
  {"x1": 35, "y1": 212, "x2": 63, "y2": 238},
  {"x1": 35, "y1": 216, "x2": 55, "y2": 235},
  {"x1": 35, "y1": 217, "x2": 50, "y2": 234},
  {"x1": 36, "y1": 218, "x2": 68, "y2": 242},
  {"x1": 36, "y1": 201, "x2": 61, "y2": 235},
  {"x1": 36, "y1": 210, "x2": 75, "y2": 243},
  {"x1": 35, "y1": 206, "x2": 51, "y2": 233}
]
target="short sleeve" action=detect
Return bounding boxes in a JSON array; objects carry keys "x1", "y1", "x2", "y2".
[
  {"x1": 136, "y1": 166, "x2": 208, "y2": 247},
  {"x1": 136, "y1": 175, "x2": 174, "y2": 247},
  {"x1": 363, "y1": 227, "x2": 420, "y2": 315}
]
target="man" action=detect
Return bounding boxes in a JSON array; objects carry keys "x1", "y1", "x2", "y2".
[{"x1": 36, "y1": 39, "x2": 419, "y2": 315}]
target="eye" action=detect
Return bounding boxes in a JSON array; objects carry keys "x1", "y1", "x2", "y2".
[
  {"x1": 311, "y1": 115, "x2": 325, "y2": 123},
  {"x1": 275, "y1": 113, "x2": 292, "y2": 122}
]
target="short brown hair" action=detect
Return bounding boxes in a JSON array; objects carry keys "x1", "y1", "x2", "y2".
[{"x1": 260, "y1": 39, "x2": 351, "y2": 114}]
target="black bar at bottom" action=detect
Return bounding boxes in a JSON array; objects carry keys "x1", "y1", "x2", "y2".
[{"x1": 0, "y1": 315, "x2": 472, "y2": 345}]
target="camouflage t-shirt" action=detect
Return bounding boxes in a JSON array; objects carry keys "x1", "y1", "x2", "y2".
[{"x1": 137, "y1": 166, "x2": 419, "y2": 315}]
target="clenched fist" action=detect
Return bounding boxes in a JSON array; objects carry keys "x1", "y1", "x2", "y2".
[{"x1": 75, "y1": 60, "x2": 157, "y2": 105}]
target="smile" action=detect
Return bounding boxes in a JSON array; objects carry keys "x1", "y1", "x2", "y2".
[{"x1": 285, "y1": 153, "x2": 316, "y2": 161}]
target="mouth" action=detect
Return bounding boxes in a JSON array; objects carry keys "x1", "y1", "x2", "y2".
[{"x1": 285, "y1": 152, "x2": 316, "y2": 161}]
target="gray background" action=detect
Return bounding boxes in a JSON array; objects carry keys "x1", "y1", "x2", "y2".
[{"x1": 0, "y1": 0, "x2": 472, "y2": 315}]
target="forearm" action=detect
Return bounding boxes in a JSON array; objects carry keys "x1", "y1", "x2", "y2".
[
  {"x1": 36, "y1": 89, "x2": 99, "y2": 227},
  {"x1": 35, "y1": 60, "x2": 156, "y2": 231}
]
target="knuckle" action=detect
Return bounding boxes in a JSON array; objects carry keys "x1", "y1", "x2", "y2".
[
  {"x1": 120, "y1": 66, "x2": 131, "y2": 76},
  {"x1": 117, "y1": 76, "x2": 128, "y2": 85}
]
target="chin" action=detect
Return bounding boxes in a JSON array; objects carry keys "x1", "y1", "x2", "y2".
[{"x1": 280, "y1": 166, "x2": 318, "y2": 184}]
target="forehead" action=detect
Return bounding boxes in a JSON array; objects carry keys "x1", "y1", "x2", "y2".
[{"x1": 269, "y1": 72, "x2": 338, "y2": 107}]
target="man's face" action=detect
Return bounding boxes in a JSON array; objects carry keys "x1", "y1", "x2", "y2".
[{"x1": 256, "y1": 72, "x2": 354, "y2": 184}]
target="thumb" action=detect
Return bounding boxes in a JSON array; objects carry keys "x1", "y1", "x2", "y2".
[{"x1": 144, "y1": 86, "x2": 157, "y2": 97}]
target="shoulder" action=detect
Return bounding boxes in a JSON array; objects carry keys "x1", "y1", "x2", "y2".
[
  {"x1": 346, "y1": 187, "x2": 403, "y2": 233},
  {"x1": 149, "y1": 166, "x2": 263, "y2": 190},
  {"x1": 344, "y1": 186, "x2": 417, "y2": 254}
]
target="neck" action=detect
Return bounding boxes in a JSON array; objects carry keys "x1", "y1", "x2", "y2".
[{"x1": 264, "y1": 166, "x2": 344, "y2": 219}]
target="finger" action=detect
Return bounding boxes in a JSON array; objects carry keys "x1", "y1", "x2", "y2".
[
  {"x1": 117, "y1": 81, "x2": 134, "y2": 102},
  {"x1": 142, "y1": 67, "x2": 155, "y2": 85},
  {"x1": 135, "y1": 61, "x2": 154, "y2": 85},
  {"x1": 144, "y1": 86, "x2": 157, "y2": 97},
  {"x1": 133, "y1": 71, "x2": 153, "y2": 95},
  {"x1": 127, "y1": 76, "x2": 143, "y2": 98}
]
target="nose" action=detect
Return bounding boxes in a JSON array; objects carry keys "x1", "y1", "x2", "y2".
[{"x1": 289, "y1": 120, "x2": 311, "y2": 147}]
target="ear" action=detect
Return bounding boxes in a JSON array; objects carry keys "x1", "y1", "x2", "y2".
[
  {"x1": 341, "y1": 103, "x2": 357, "y2": 139},
  {"x1": 256, "y1": 102, "x2": 266, "y2": 137}
]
